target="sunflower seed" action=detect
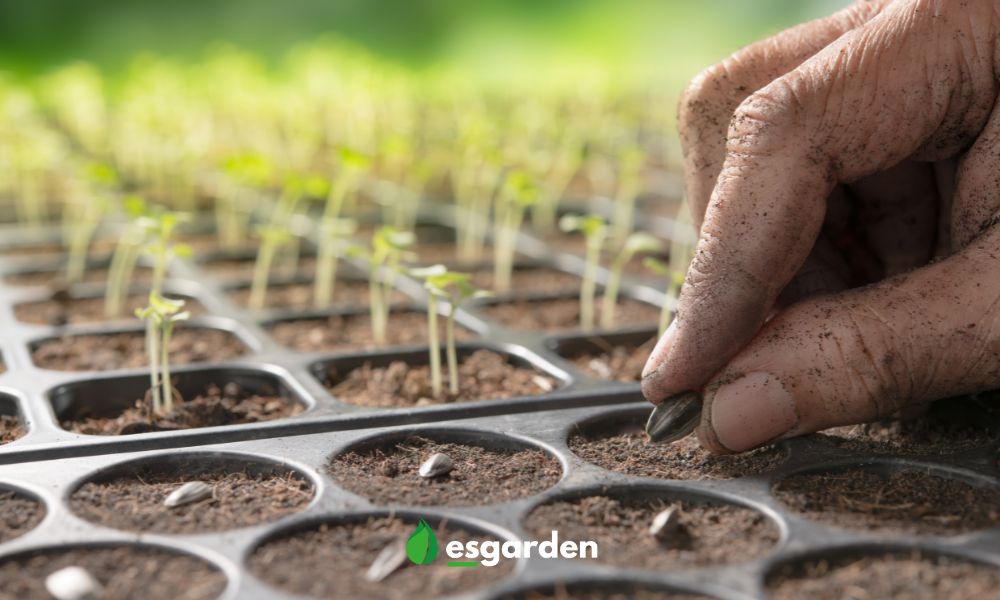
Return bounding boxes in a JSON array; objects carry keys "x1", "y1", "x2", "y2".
[
  {"x1": 164, "y1": 481, "x2": 213, "y2": 508},
  {"x1": 532, "y1": 375, "x2": 554, "y2": 392},
  {"x1": 45, "y1": 566, "x2": 103, "y2": 600},
  {"x1": 418, "y1": 452, "x2": 454, "y2": 478},
  {"x1": 365, "y1": 539, "x2": 408, "y2": 582},
  {"x1": 646, "y1": 391, "x2": 703, "y2": 443},
  {"x1": 649, "y1": 505, "x2": 682, "y2": 541}
]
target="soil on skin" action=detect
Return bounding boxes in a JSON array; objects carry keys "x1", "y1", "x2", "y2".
[
  {"x1": 767, "y1": 551, "x2": 1000, "y2": 600},
  {"x1": 0, "y1": 546, "x2": 227, "y2": 600},
  {"x1": 500, "y1": 585, "x2": 707, "y2": 600},
  {"x1": 815, "y1": 394, "x2": 1000, "y2": 455},
  {"x1": 328, "y1": 436, "x2": 561, "y2": 506},
  {"x1": 324, "y1": 349, "x2": 557, "y2": 407},
  {"x1": 0, "y1": 490, "x2": 43, "y2": 544},
  {"x1": 0, "y1": 416, "x2": 23, "y2": 444},
  {"x1": 479, "y1": 297, "x2": 661, "y2": 332},
  {"x1": 523, "y1": 494, "x2": 778, "y2": 570},
  {"x1": 569, "y1": 417, "x2": 784, "y2": 480},
  {"x1": 229, "y1": 279, "x2": 408, "y2": 311},
  {"x1": 31, "y1": 328, "x2": 247, "y2": 371},
  {"x1": 62, "y1": 382, "x2": 304, "y2": 435},
  {"x1": 267, "y1": 311, "x2": 474, "y2": 353},
  {"x1": 2, "y1": 265, "x2": 153, "y2": 287},
  {"x1": 569, "y1": 335, "x2": 656, "y2": 382},
  {"x1": 198, "y1": 256, "x2": 317, "y2": 281},
  {"x1": 773, "y1": 469, "x2": 1000, "y2": 535},
  {"x1": 249, "y1": 516, "x2": 513, "y2": 600},
  {"x1": 14, "y1": 293, "x2": 204, "y2": 326},
  {"x1": 70, "y1": 463, "x2": 313, "y2": 533}
]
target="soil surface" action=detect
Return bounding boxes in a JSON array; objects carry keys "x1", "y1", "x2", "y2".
[
  {"x1": 14, "y1": 293, "x2": 204, "y2": 326},
  {"x1": 70, "y1": 462, "x2": 313, "y2": 533},
  {"x1": 569, "y1": 416, "x2": 784, "y2": 480},
  {"x1": 328, "y1": 436, "x2": 561, "y2": 506},
  {"x1": 3, "y1": 265, "x2": 153, "y2": 287},
  {"x1": 479, "y1": 297, "x2": 661, "y2": 332},
  {"x1": 0, "y1": 238, "x2": 117, "y2": 258},
  {"x1": 31, "y1": 327, "x2": 247, "y2": 371},
  {"x1": 815, "y1": 394, "x2": 1000, "y2": 454},
  {"x1": 249, "y1": 516, "x2": 513, "y2": 600},
  {"x1": 229, "y1": 279, "x2": 408, "y2": 311},
  {"x1": 768, "y1": 551, "x2": 1000, "y2": 600},
  {"x1": 469, "y1": 265, "x2": 581, "y2": 296},
  {"x1": 0, "y1": 416, "x2": 23, "y2": 444},
  {"x1": 0, "y1": 545, "x2": 227, "y2": 600},
  {"x1": 501, "y1": 585, "x2": 707, "y2": 600},
  {"x1": 0, "y1": 490, "x2": 44, "y2": 544},
  {"x1": 568, "y1": 335, "x2": 657, "y2": 382},
  {"x1": 198, "y1": 255, "x2": 317, "y2": 281},
  {"x1": 62, "y1": 381, "x2": 304, "y2": 435},
  {"x1": 773, "y1": 469, "x2": 1000, "y2": 535},
  {"x1": 324, "y1": 349, "x2": 558, "y2": 407},
  {"x1": 523, "y1": 494, "x2": 778, "y2": 570},
  {"x1": 268, "y1": 310, "x2": 474, "y2": 353}
]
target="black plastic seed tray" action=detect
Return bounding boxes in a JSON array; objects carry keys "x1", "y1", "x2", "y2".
[{"x1": 0, "y1": 206, "x2": 996, "y2": 599}]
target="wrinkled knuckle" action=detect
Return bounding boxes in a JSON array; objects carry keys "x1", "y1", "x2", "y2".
[
  {"x1": 836, "y1": 305, "x2": 910, "y2": 418},
  {"x1": 727, "y1": 80, "x2": 803, "y2": 154}
]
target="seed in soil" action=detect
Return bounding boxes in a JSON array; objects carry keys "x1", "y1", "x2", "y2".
[
  {"x1": 228, "y1": 278, "x2": 406, "y2": 311},
  {"x1": 767, "y1": 550, "x2": 1000, "y2": 600},
  {"x1": 248, "y1": 516, "x2": 513, "y2": 600},
  {"x1": 568, "y1": 411, "x2": 785, "y2": 480},
  {"x1": 58, "y1": 380, "x2": 305, "y2": 435},
  {"x1": 69, "y1": 455, "x2": 313, "y2": 533},
  {"x1": 772, "y1": 468, "x2": 1000, "y2": 535},
  {"x1": 417, "y1": 452, "x2": 454, "y2": 478},
  {"x1": 31, "y1": 327, "x2": 248, "y2": 372},
  {"x1": 14, "y1": 292, "x2": 204, "y2": 326},
  {"x1": 565, "y1": 334, "x2": 656, "y2": 382},
  {"x1": 479, "y1": 296, "x2": 661, "y2": 332},
  {"x1": 523, "y1": 492, "x2": 778, "y2": 570},
  {"x1": 498, "y1": 581, "x2": 711, "y2": 600},
  {"x1": 266, "y1": 309, "x2": 475, "y2": 353},
  {"x1": 648, "y1": 505, "x2": 682, "y2": 542},
  {"x1": 328, "y1": 435, "x2": 561, "y2": 506},
  {"x1": 45, "y1": 566, "x2": 102, "y2": 600},
  {"x1": 321, "y1": 348, "x2": 558, "y2": 408},
  {"x1": 0, "y1": 545, "x2": 227, "y2": 600},
  {"x1": 0, "y1": 488, "x2": 44, "y2": 544},
  {"x1": 814, "y1": 393, "x2": 1000, "y2": 455}
]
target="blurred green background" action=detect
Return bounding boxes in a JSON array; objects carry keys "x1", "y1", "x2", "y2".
[{"x1": 0, "y1": 0, "x2": 847, "y2": 87}]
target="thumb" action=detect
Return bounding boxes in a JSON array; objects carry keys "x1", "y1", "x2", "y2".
[{"x1": 696, "y1": 231, "x2": 1000, "y2": 454}]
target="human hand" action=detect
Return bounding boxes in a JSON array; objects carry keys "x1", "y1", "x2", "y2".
[{"x1": 642, "y1": 0, "x2": 1000, "y2": 453}]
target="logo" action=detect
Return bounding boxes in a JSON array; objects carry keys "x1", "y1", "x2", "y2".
[{"x1": 405, "y1": 519, "x2": 597, "y2": 568}]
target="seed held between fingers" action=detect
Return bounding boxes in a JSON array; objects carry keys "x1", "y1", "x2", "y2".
[{"x1": 645, "y1": 391, "x2": 703, "y2": 444}]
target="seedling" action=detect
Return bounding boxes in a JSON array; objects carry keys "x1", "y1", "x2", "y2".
[
  {"x1": 218, "y1": 153, "x2": 273, "y2": 251},
  {"x1": 349, "y1": 226, "x2": 415, "y2": 346},
  {"x1": 493, "y1": 171, "x2": 538, "y2": 294},
  {"x1": 141, "y1": 209, "x2": 192, "y2": 297},
  {"x1": 453, "y1": 117, "x2": 502, "y2": 262},
  {"x1": 559, "y1": 214, "x2": 607, "y2": 331},
  {"x1": 105, "y1": 196, "x2": 156, "y2": 318},
  {"x1": 601, "y1": 232, "x2": 665, "y2": 329},
  {"x1": 643, "y1": 204, "x2": 695, "y2": 335},
  {"x1": 135, "y1": 292, "x2": 190, "y2": 416},
  {"x1": 610, "y1": 147, "x2": 645, "y2": 246},
  {"x1": 531, "y1": 132, "x2": 585, "y2": 233},
  {"x1": 413, "y1": 265, "x2": 492, "y2": 397},
  {"x1": 313, "y1": 217, "x2": 359, "y2": 308},
  {"x1": 64, "y1": 162, "x2": 116, "y2": 284}
]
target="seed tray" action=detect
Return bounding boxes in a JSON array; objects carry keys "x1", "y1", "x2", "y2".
[{"x1": 0, "y1": 206, "x2": 996, "y2": 598}]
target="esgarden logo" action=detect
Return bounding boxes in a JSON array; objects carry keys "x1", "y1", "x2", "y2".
[{"x1": 406, "y1": 519, "x2": 598, "y2": 568}]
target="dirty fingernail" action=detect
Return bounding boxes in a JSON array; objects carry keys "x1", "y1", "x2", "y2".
[
  {"x1": 641, "y1": 321, "x2": 677, "y2": 379},
  {"x1": 710, "y1": 372, "x2": 798, "y2": 452}
]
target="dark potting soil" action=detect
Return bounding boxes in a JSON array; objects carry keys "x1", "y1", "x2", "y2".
[
  {"x1": 2, "y1": 265, "x2": 154, "y2": 287},
  {"x1": 70, "y1": 465, "x2": 313, "y2": 533},
  {"x1": 324, "y1": 349, "x2": 558, "y2": 407},
  {"x1": 14, "y1": 293, "x2": 204, "y2": 326},
  {"x1": 767, "y1": 551, "x2": 1000, "y2": 600},
  {"x1": 569, "y1": 335, "x2": 657, "y2": 382},
  {"x1": 328, "y1": 436, "x2": 561, "y2": 506},
  {"x1": 62, "y1": 382, "x2": 304, "y2": 435},
  {"x1": 228, "y1": 279, "x2": 408, "y2": 311},
  {"x1": 815, "y1": 394, "x2": 1000, "y2": 455},
  {"x1": 500, "y1": 584, "x2": 708, "y2": 600},
  {"x1": 479, "y1": 297, "x2": 661, "y2": 332},
  {"x1": 569, "y1": 418, "x2": 784, "y2": 480},
  {"x1": 31, "y1": 327, "x2": 247, "y2": 371},
  {"x1": 523, "y1": 494, "x2": 778, "y2": 570},
  {"x1": 0, "y1": 416, "x2": 22, "y2": 444},
  {"x1": 249, "y1": 516, "x2": 513, "y2": 600},
  {"x1": 772, "y1": 469, "x2": 1000, "y2": 535},
  {"x1": 267, "y1": 310, "x2": 474, "y2": 353},
  {"x1": 198, "y1": 255, "x2": 317, "y2": 281},
  {"x1": 0, "y1": 490, "x2": 44, "y2": 544},
  {"x1": 0, "y1": 546, "x2": 227, "y2": 600},
  {"x1": 469, "y1": 265, "x2": 581, "y2": 296}
]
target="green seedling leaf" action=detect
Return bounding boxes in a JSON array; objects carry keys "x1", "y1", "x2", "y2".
[
  {"x1": 409, "y1": 264, "x2": 448, "y2": 279},
  {"x1": 373, "y1": 226, "x2": 415, "y2": 254},
  {"x1": 173, "y1": 243, "x2": 193, "y2": 259},
  {"x1": 83, "y1": 161, "x2": 119, "y2": 187},
  {"x1": 643, "y1": 256, "x2": 669, "y2": 276},
  {"x1": 623, "y1": 232, "x2": 665, "y2": 256},
  {"x1": 338, "y1": 147, "x2": 371, "y2": 171},
  {"x1": 559, "y1": 214, "x2": 607, "y2": 238},
  {"x1": 502, "y1": 170, "x2": 538, "y2": 207},
  {"x1": 405, "y1": 519, "x2": 438, "y2": 565},
  {"x1": 123, "y1": 196, "x2": 148, "y2": 218}
]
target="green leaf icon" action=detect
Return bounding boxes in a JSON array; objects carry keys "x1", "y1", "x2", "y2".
[{"x1": 405, "y1": 519, "x2": 438, "y2": 565}]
